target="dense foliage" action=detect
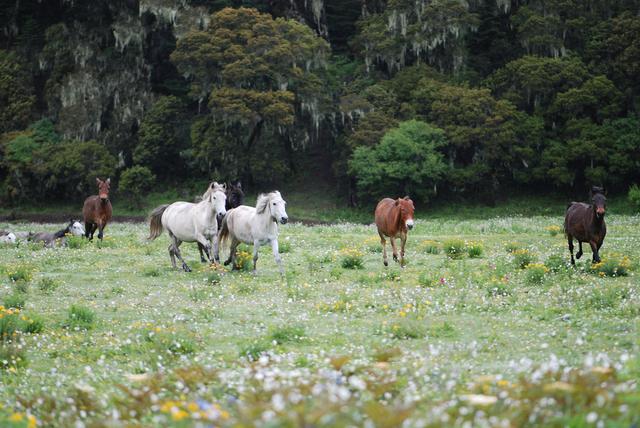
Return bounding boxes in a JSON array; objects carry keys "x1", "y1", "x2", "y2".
[{"x1": 1, "y1": 1, "x2": 639, "y2": 204}]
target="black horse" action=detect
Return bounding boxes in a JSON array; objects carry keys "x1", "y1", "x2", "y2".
[
  {"x1": 197, "y1": 181, "x2": 245, "y2": 262},
  {"x1": 564, "y1": 186, "x2": 607, "y2": 265}
]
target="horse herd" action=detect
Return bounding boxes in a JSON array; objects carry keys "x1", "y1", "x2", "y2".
[{"x1": 0, "y1": 179, "x2": 608, "y2": 273}]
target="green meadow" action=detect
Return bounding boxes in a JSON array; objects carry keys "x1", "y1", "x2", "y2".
[{"x1": 1, "y1": 213, "x2": 639, "y2": 426}]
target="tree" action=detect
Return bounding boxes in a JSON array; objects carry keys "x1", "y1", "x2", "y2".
[
  {"x1": 349, "y1": 120, "x2": 447, "y2": 202},
  {"x1": 0, "y1": 50, "x2": 35, "y2": 134},
  {"x1": 171, "y1": 7, "x2": 329, "y2": 182},
  {"x1": 134, "y1": 96, "x2": 189, "y2": 178},
  {"x1": 354, "y1": 0, "x2": 479, "y2": 74},
  {"x1": 412, "y1": 78, "x2": 540, "y2": 194},
  {"x1": 118, "y1": 166, "x2": 156, "y2": 208}
]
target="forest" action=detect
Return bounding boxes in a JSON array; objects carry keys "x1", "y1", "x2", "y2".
[{"x1": 1, "y1": 0, "x2": 639, "y2": 207}]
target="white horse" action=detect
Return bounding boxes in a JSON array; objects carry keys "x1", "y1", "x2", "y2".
[
  {"x1": 148, "y1": 182, "x2": 227, "y2": 272},
  {"x1": 218, "y1": 191, "x2": 288, "y2": 275},
  {"x1": 0, "y1": 232, "x2": 16, "y2": 244},
  {"x1": 30, "y1": 220, "x2": 85, "y2": 247}
]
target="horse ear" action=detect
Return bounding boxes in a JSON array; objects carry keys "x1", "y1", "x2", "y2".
[
  {"x1": 106, "y1": 178, "x2": 110, "y2": 185},
  {"x1": 236, "y1": 181, "x2": 242, "y2": 189},
  {"x1": 403, "y1": 195, "x2": 410, "y2": 200},
  {"x1": 96, "y1": 177, "x2": 101, "y2": 184},
  {"x1": 395, "y1": 199, "x2": 400, "y2": 206}
]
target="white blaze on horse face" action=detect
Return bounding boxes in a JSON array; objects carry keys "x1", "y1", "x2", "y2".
[
  {"x1": 70, "y1": 221, "x2": 85, "y2": 236},
  {"x1": 406, "y1": 219, "x2": 414, "y2": 230},
  {"x1": 271, "y1": 196, "x2": 288, "y2": 224}
]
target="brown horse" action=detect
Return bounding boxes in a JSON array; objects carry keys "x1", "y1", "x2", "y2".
[
  {"x1": 375, "y1": 196, "x2": 415, "y2": 267},
  {"x1": 564, "y1": 186, "x2": 607, "y2": 265},
  {"x1": 83, "y1": 178, "x2": 113, "y2": 241}
]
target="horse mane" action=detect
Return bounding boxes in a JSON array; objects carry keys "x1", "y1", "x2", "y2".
[
  {"x1": 256, "y1": 191, "x2": 281, "y2": 214},
  {"x1": 201, "y1": 182, "x2": 225, "y2": 202}
]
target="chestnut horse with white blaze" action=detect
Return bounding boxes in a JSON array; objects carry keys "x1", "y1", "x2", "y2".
[
  {"x1": 375, "y1": 196, "x2": 415, "y2": 267},
  {"x1": 83, "y1": 178, "x2": 112, "y2": 241}
]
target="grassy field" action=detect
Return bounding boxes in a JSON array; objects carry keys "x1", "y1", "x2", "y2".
[{"x1": 0, "y1": 213, "x2": 639, "y2": 426}]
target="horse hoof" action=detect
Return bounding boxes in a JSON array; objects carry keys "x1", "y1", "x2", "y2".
[
  {"x1": 576, "y1": 252, "x2": 582, "y2": 259},
  {"x1": 383, "y1": 261, "x2": 388, "y2": 266},
  {"x1": 223, "y1": 260, "x2": 231, "y2": 266},
  {"x1": 183, "y1": 265, "x2": 191, "y2": 272}
]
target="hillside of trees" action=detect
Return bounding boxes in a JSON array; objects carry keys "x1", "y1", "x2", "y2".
[{"x1": 1, "y1": 0, "x2": 639, "y2": 206}]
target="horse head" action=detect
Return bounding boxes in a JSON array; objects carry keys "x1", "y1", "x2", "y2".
[
  {"x1": 205, "y1": 181, "x2": 227, "y2": 221},
  {"x1": 96, "y1": 177, "x2": 111, "y2": 201},
  {"x1": 258, "y1": 191, "x2": 288, "y2": 224},
  {"x1": 396, "y1": 196, "x2": 415, "y2": 230},
  {"x1": 226, "y1": 181, "x2": 244, "y2": 209},
  {"x1": 68, "y1": 219, "x2": 85, "y2": 236},
  {"x1": 591, "y1": 186, "x2": 606, "y2": 219}
]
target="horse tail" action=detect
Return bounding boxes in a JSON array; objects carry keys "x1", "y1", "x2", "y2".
[
  {"x1": 148, "y1": 204, "x2": 169, "y2": 241},
  {"x1": 218, "y1": 214, "x2": 230, "y2": 246}
]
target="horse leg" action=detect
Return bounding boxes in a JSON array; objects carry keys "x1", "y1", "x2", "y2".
[
  {"x1": 87, "y1": 223, "x2": 97, "y2": 240},
  {"x1": 400, "y1": 232, "x2": 407, "y2": 267},
  {"x1": 97, "y1": 221, "x2": 107, "y2": 240},
  {"x1": 84, "y1": 222, "x2": 92, "y2": 239},
  {"x1": 197, "y1": 242, "x2": 208, "y2": 263},
  {"x1": 390, "y1": 237, "x2": 399, "y2": 263},
  {"x1": 168, "y1": 244, "x2": 177, "y2": 269},
  {"x1": 173, "y1": 240, "x2": 191, "y2": 272},
  {"x1": 271, "y1": 239, "x2": 284, "y2": 276},
  {"x1": 568, "y1": 235, "x2": 575, "y2": 266},
  {"x1": 211, "y1": 233, "x2": 220, "y2": 264},
  {"x1": 590, "y1": 240, "x2": 600, "y2": 263},
  {"x1": 252, "y1": 239, "x2": 260, "y2": 273},
  {"x1": 224, "y1": 238, "x2": 240, "y2": 268},
  {"x1": 379, "y1": 232, "x2": 388, "y2": 267},
  {"x1": 576, "y1": 241, "x2": 583, "y2": 260},
  {"x1": 195, "y1": 235, "x2": 212, "y2": 263}
]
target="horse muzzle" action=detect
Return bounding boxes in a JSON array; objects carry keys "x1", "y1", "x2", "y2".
[
  {"x1": 280, "y1": 217, "x2": 288, "y2": 224},
  {"x1": 406, "y1": 220, "x2": 414, "y2": 230},
  {"x1": 99, "y1": 195, "x2": 109, "y2": 201}
]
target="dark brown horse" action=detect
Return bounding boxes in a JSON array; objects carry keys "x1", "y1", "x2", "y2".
[
  {"x1": 564, "y1": 186, "x2": 607, "y2": 265},
  {"x1": 196, "y1": 181, "x2": 245, "y2": 262},
  {"x1": 375, "y1": 196, "x2": 415, "y2": 267},
  {"x1": 83, "y1": 178, "x2": 113, "y2": 241}
]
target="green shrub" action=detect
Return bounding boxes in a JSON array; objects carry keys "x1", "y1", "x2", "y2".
[
  {"x1": 386, "y1": 318, "x2": 427, "y2": 340},
  {"x1": 240, "y1": 339, "x2": 270, "y2": 361},
  {"x1": 66, "y1": 305, "x2": 96, "y2": 330},
  {"x1": 339, "y1": 247, "x2": 364, "y2": 269},
  {"x1": 513, "y1": 249, "x2": 536, "y2": 269},
  {"x1": 118, "y1": 165, "x2": 156, "y2": 208},
  {"x1": 0, "y1": 346, "x2": 28, "y2": 370},
  {"x1": 6, "y1": 264, "x2": 33, "y2": 283},
  {"x1": 525, "y1": 263, "x2": 549, "y2": 284},
  {"x1": 38, "y1": 277, "x2": 60, "y2": 293},
  {"x1": 278, "y1": 239, "x2": 292, "y2": 253},
  {"x1": 0, "y1": 308, "x2": 19, "y2": 342},
  {"x1": 234, "y1": 245, "x2": 253, "y2": 272},
  {"x1": 65, "y1": 235, "x2": 88, "y2": 249},
  {"x1": 545, "y1": 254, "x2": 568, "y2": 273},
  {"x1": 20, "y1": 313, "x2": 44, "y2": 334},
  {"x1": 205, "y1": 271, "x2": 222, "y2": 285},
  {"x1": 628, "y1": 184, "x2": 640, "y2": 211},
  {"x1": 591, "y1": 255, "x2": 632, "y2": 277},
  {"x1": 269, "y1": 324, "x2": 306, "y2": 344},
  {"x1": 466, "y1": 241, "x2": 483, "y2": 258},
  {"x1": 443, "y1": 238, "x2": 465, "y2": 259},
  {"x1": 3, "y1": 294, "x2": 25, "y2": 310},
  {"x1": 504, "y1": 242, "x2": 521, "y2": 253},
  {"x1": 349, "y1": 120, "x2": 447, "y2": 202},
  {"x1": 421, "y1": 240, "x2": 440, "y2": 254}
]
